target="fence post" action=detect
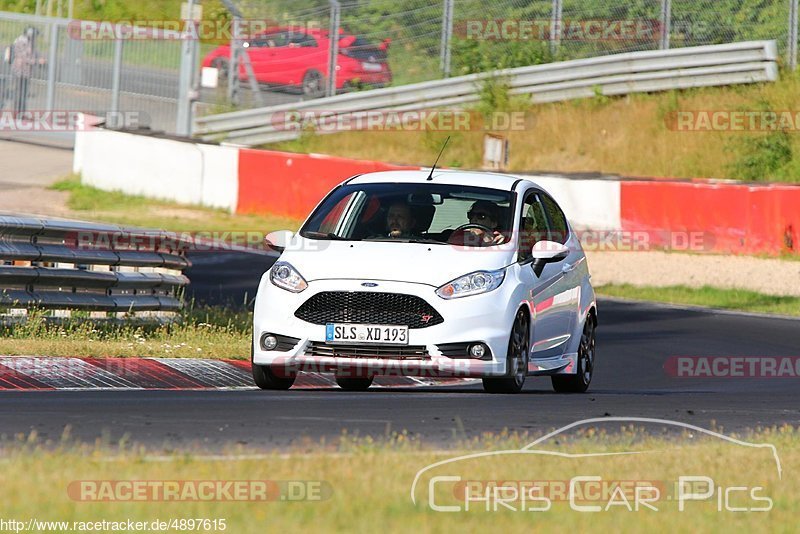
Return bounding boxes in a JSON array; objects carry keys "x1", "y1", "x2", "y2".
[
  {"x1": 45, "y1": 22, "x2": 58, "y2": 111},
  {"x1": 176, "y1": 0, "x2": 198, "y2": 136},
  {"x1": 227, "y1": 17, "x2": 241, "y2": 105},
  {"x1": 550, "y1": 0, "x2": 562, "y2": 56},
  {"x1": 440, "y1": 0, "x2": 454, "y2": 77},
  {"x1": 109, "y1": 33, "x2": 123, "y2": 127},
  {"x1": 790, "y1": 0, "x2": 798, "y2": 70},
  {"x1": 659, "y1": 0, "x2": 672, "y2": 50},
  {"x1": 327, "y1": 0, "x2": 340, "y2": 97}
]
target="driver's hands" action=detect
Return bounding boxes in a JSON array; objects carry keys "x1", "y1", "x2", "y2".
[{"x1": 467, "y1": 228, "x2": 506, "y2": 245}]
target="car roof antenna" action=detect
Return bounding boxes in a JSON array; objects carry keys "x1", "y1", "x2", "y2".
[{"x1": 426, "y1": 136, "x2": 450, "y2": 181}]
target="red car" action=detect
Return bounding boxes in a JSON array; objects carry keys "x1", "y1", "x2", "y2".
[{"x1": 202, "y1": 26, "x2": 392, "y2": 98}]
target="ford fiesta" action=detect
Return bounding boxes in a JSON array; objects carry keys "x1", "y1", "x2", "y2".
[{"x1": 252, "y1": 170, "x2": 597, "y2": 394}]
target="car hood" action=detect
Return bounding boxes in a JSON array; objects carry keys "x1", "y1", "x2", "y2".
[{"x1": 280, "y1": 239, "x2": 515, "y2": 287}]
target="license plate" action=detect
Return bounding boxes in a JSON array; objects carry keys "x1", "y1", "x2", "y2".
[
  {"x1": 362, "y1": 62, "x2": 383, "y2": 72},
  {"x1": 326, "y1": 323, "x2": 409, "y2": 345}
]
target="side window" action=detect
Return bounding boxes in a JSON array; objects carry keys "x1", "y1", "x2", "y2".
[
  {"x1": 541, "y1": 194, "x2": 569, "y2": 244},
  {"x1": 263, "y1": 32, "x2": 288, "y2": 48},
  {"x1": 318, "y1": 192, "x2": 364, "y2": 236},
  {"x1": 517, "y1": 192, "x2": 549, "y2": 260},
  {"x1": 287, "y1": 32, "x2": 317, "y2": 47}
]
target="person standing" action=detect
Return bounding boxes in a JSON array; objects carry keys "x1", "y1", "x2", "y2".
[{"x1": 11, "y1": 27, "x2": 37, "y2": 114}]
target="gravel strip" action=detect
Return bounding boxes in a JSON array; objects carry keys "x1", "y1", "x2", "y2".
[{"x1": 586, "y1": 250, "x2": 800, "y2": 297}]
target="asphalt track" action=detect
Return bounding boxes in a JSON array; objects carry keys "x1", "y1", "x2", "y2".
[{"x1": 1, "y1": 293, "x2": 798, "y2": 449}]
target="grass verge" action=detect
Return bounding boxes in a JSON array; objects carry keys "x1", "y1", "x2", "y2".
[
  {"x1": 0, "y1": 305, "x2": 250, "y2": 359},
  {"x1": 1, "y1": 427, "x2": 797, "y2": 532},
  {"x1": 268, "y1": 73, "x2": 800, "y2": 183},
  {"x1": 597, "y1": 284, "x2": 800, "y2": 317},
  {"x1": 50, "y1": 175, "x2": 302, "y2": 233}
]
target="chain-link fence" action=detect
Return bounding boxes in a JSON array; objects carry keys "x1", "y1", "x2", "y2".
[
  {"x1": 0, "y1": 1, "x2": 798, "y2": 140},
  {"x1": 0, "y1": 11, "x2": 185, "y2": 138},
  {"x1": 226, "y1": 0, "x2": 799, "y2": 88}
]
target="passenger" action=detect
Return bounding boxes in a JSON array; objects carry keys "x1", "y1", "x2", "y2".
[{"x1": 385, "y1": 202, "x2": 417, "y2": 238}]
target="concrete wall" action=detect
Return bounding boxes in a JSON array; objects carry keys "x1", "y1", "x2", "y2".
[{"x1": 73, "y1": 129, "x2": 800, "y2": 256}]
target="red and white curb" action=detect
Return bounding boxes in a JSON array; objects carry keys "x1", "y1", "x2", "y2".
[{"x1": 0, "y1": 357, "x2": 475, "y2": 390}]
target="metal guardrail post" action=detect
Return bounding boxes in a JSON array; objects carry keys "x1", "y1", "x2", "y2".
[
  {"x1": 660, "y1": 0, "x2": 672, "y2": 50},
  {"x1": 109, "y1": 35, "x2": 123, "y2": 127},
  {"x1": 440, "y1": 0, "x2": 454, "y2": 77},
  {"x1": 550, "y1": 0, "x2": 562, "y2": 56},
  {"x1": 327, "y1": 0, "x2": 341, "y2": 98},
  {"x1": 45, "y1": 21, "x2": 58, "y2": 111},
  {"x1": 789, "y1": 0, "x2": 798, "y2": 70}
]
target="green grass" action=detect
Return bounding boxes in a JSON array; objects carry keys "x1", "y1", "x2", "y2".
[
  {"x1": 0, "y1": 427, "x2": 796, "y2": 532},
  {"x1": 597, "y1": 284, "x2": 800, "y2": 317},
  {"x1": 51, "y1": 175, "x2": 302, "y2": 233},
  {"x1": 267, "y1": 72, "x2": 800, "y2": 183},
  {"x1": 0, "y1": 304, "x2": 251, "y2": 359}
]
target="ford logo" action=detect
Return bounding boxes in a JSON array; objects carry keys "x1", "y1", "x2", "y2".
[{"x1": 361, "y1": 282, "x2": 378, "y2": 287}]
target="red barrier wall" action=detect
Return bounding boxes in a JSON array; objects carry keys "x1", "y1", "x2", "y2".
[
  {"x1": 237, "y1": 149, "x2": 417, "y2": 219},
  {"x1": 621, "y1": 180, "x2": 800, "y2": 255}
]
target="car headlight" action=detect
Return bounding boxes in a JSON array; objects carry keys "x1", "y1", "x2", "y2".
[
  {"x1": 270, "y1": 261, "x2": 308, "y2": 293},
  {"x1": 435, "y1": 269, "x2": 505, "y2": 299}
]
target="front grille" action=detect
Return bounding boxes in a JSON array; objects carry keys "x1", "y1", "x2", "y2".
[
  {"x1": 306, "y1": 342, "x2": 430, "y2": 360},
  {"x1": 294, "y1": 291, "x2": 444, "y2": 329}
]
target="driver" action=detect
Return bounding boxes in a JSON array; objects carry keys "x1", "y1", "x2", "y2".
[{"x1": 466, "y1": 200, "x2": 506, "y2": 244}]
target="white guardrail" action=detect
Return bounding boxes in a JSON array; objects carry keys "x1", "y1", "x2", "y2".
[{"x1": 194, "y1": 41, "x2": 779, "y2": 146}]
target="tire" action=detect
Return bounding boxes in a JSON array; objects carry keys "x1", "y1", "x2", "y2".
[
  {"x1": 301, "y1": 69, "x2": 325, "y2": 99},
  {"x1": 251, "y1": 342, "x2": 295, "y2": 390},
  {"x1": 335, "y1": 376, "x2": 374, "y2": 391},
  {"x1": 211, "y1": 58, "x2": 229, "y2": 82},
  {"x1": 552, "y1": 315, "x2": 596, "y2": 393},
  {"x1": 482, "y1": 310, "x2": 529, "y2": 394}
]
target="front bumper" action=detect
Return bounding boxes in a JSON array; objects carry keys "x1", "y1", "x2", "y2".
[{"x1": 253, "y1": 278, "x2": 516, "y2": 378}]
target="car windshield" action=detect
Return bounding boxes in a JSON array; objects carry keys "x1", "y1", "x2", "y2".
[{"x1": 301, "y1": 182, "x2": 514, "y2": 247}]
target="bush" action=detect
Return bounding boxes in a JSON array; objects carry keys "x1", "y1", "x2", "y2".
[{"x1": 727, "y1": 130, "x2": 793, "y2": 181}]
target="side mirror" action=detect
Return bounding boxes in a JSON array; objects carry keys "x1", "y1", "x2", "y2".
[
  {"x1": 530, "y1": 240, "x2": 569, "y2": 276},
  {"x1": 264, "y1": 230, "x2": 294, "y2": 253}
]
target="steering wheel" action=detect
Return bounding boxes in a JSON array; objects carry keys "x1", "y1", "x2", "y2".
[
  {"x1": 447, "y1": 223, "x2": 496, "y2": 246},
  {"x1": 453, "y1": 223, "x2": 494, "y2": 234}
]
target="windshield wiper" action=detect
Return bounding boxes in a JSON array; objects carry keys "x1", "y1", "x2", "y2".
[
  {"x1": 407, "y1": 238, "x2": 447, "y2": 245},
  {"x1": 363, "y1": 237, "x2": 446, "y2": 245},
  {"x1": 301, "y1": 231, "x2": 353, "y2": 241}
]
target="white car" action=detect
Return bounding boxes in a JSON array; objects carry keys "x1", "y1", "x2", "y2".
[{"x1": 252, "y1": 170, "x2": 597, "y2": 394}]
